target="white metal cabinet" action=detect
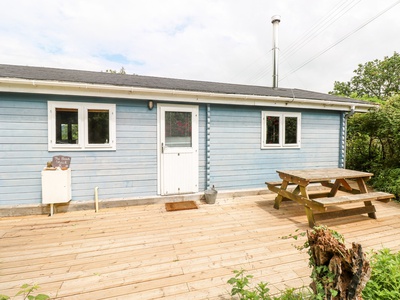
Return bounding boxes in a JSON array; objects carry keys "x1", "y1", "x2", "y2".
[{"x1": 41, "y1": 168, "x2": 71, "y2": 215}]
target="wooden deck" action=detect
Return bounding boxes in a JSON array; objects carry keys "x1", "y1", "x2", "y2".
[{"x1": 1, "y1": 193, "x2": 400, "y2": 299}]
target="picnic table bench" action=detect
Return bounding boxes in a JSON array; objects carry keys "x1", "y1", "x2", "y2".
[{"x1": 266, "y1": 168, "x2": 394, "y2": 227}]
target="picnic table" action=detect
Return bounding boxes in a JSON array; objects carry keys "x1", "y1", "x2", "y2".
[{"x1": 266, "y1": 168, "x2": 394, "y2": 227}]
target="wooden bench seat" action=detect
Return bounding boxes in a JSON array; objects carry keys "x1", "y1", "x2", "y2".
[
  {"x1": 265, "y1": 181, "x2": 299, "y2": 198},
  {"x1": 265, "y1": 180, "x2": 329, "y2": 187},
  {"x1": 265, "y1": 181, "x2": 296, "y2": 186},
  {"x1": 312, "y1": 191, "x2": 394, "y2": 208},
  {"x1": 266, "y1": 180, "x2": 332, "y2": 200},
  {"x1": 305, "y1": 191, "x2": 394, "y2": 227}
]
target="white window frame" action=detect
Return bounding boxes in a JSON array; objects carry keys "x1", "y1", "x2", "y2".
[
  {"x1": 48, "y1": 101, "x2": 116, "y2": 151},
  {"x1": 261, "y1": 111, "x2": 301, "y2": 149}
]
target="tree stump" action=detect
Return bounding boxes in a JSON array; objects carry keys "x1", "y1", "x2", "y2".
[{"x1": 307, "y1": 227, "x2": 371, "y2": 300}]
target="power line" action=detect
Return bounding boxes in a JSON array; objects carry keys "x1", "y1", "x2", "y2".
[
  {"x1": 245, "y1": 0, "x2": 363, "y2": 85},
  {"x1": 280, "y1": 0, "x2": 362, "y2": 63},
  {"x1": 279, "y1": 0, "x2": 400, "y2": 82}
]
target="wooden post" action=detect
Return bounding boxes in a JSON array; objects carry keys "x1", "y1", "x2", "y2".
[
  {"x1": 305, "y1": 206, "x2": 316, "y2": 228},
  {"x1": 356, "y1": 177, "x2": 377, "y2": 219},
  {"x1": 274, "y1": 180, "x2": 289, "y2": 209}
]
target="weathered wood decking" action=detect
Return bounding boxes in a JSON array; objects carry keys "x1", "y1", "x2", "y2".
[{"x1": 1, "y1": 193, "x2": 400, "y2": 299}]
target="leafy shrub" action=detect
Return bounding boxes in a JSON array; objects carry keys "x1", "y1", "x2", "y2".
[
  {"x1": 229, "y1": 232, "x2": 400, "y2": 299},
  {"x1": 227, "y1": 269, "x2": 312, "y2": 300},
  {"x1": 346, "y1": 95, "x2": 400, "y2": 200},
  {"x1": 0, "y1": 284, "x2": 49, "y2": 300},
  {"x1": 363, "y1": 248, "x2": 400, "y2": 300},
  {"x1": 228, "y1": 269, "x2": 271, "y2": 300},
  {"x1": 370, "y1": 168, "x2": 400, "y2": 199}
]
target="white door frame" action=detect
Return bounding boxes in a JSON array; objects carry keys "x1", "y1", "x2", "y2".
[{"x1": 157, "y1": 103, "x2": 199, "y2": 195}]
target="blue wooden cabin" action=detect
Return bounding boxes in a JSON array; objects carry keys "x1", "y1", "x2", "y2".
[{"x1": 0, "y1": 64, "x2": 375, "y2": 215}]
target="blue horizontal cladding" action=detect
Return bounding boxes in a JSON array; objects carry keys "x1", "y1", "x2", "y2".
[
  {"x1": 0, "y1": 93, "x2": 208, "y2": 206},
  {"x1": 0, "y1": 95, "x2": 47, "y2": 205},
  {"x1": 0, "y1": 94, "x2": 158, "y2": 205},
  {"x1": 61, "y1": 99, "x2": 159, "y2": 202},
  {"x1": 0, "y1": 90, "x2": 341, "y2": 206},
  {"x1": 209, "y1": 105, "x2": 341, "y2": 190}
]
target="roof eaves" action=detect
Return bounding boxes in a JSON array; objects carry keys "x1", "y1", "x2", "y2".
[
  {"x1": 0, "y1": 77, "x2": 377, "y2": 112},
  {"x1": 0, "y1": 64, "x2": 377, "y2": 112}
]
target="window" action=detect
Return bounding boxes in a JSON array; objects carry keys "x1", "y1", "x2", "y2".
[
  {"x1": 165, "y1": 111, "x2": 192, "y2": 147},
  {"x1": 48, "y1": 101, "x2": 116, "y2": 151},
  {"x1": 261, "y1": 111, "x2": 301, "y2": 148}
]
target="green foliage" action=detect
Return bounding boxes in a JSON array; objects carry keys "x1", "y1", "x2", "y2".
[
  {"x1": 332, "y1": 53, "x2": 400, "y2": 197},
  {"x1": 0, "y1": 284, "x2": 49, "y2": 300},
  {"x1": 228, "y1": 269, "x2": 271, "y2": 300},
  {"x1": 279, "y1": 229, "x2": 307, "y2": 251},
  {"x1": 228, "y1": 227, "x2": 343, "y2": 299},
  {"x1": 227, "y1": 269, "x2": 312, "y2": 300},
  {"x1": 330, "y1": 52, "x2": 400, "y2": 100},
  {"x1": 346, "y1": 95, "x2": 400, "y2": 198},
  {"x1": 230, "y1": 230, "x2": 400, "y2": 300},
  {"x1": 369, "y1": 168, "x2": 400, "y2": 198},
  {"x1": 363, "y1": 248, "x2": 400, "y2": 300},
  {"x1": 309, "y1": 265, "x2": 338, "y2": 300},
  {"x1": 281, "y1": 226, "x2": 344, "y2": 299},
  {"x1": 277, "y1": 287, "x2": 312, "y2": 300},
  {"x1": 307, "y1": 227, "x2": 343, "y2": 299}
]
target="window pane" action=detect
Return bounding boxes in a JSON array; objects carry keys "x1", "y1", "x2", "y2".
[
  {"x1": 165, "y1": 111, "x2": 192, "y2": 147},
  {"x1": 56, "y1": 108, "x2": 78, "y2": 144},
  {"x1": 266, "y1": 116, "x2": 280, "y2": 144},
  {"x1": 88, "y1": 110, "x2": 109, "y2": 144},
  {"x1": 285, "y1": 117, "x2": 297, "y2": 144}
]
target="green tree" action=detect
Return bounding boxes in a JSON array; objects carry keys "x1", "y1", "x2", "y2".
[
  {"x1": 330, "y1": 52, "x2": 400, "y2": 100},
  {"x1": 346, "y1": 95, "x2": 400, "y2": 197},
  {"x1": 331, "y1": 52, "x2": 400, "y2": 197},
  {"x1": 354, "y1": 95, "x2": 400, "y2": 168}
]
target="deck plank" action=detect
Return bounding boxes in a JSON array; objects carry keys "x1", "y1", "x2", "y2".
[{"x1": 1, "y1": 193, "x2": 400, "y2": 299}]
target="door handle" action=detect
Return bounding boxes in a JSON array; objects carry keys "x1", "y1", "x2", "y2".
[{"x1": 162, "y1": 142, "x2": 164, "y2": 154}]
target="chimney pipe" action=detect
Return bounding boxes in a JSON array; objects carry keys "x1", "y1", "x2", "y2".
[{"x1": 271, "y1": 15, "x2": 281, "y2": 89}]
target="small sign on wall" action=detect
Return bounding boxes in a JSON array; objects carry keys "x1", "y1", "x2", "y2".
[{"x1": 52, "y1": 155, "x2": 71, "y2": 169}]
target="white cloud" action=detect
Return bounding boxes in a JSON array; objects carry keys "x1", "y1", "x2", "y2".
[{"x1": 0, "y1": 0, "x2": 399, "y2": 93}]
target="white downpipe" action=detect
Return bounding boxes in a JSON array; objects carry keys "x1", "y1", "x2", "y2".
[{"x1": 95, "y1": 187, "x2": 99, "y2": 212}]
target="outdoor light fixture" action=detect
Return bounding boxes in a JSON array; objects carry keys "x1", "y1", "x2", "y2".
[{"x1": 148, "y1": 100, "x2": 154, "y2": 110}]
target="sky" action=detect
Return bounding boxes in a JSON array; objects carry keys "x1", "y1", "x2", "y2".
[{"x1": 0, "y1": 0, "x2": 399, "y2": 94}]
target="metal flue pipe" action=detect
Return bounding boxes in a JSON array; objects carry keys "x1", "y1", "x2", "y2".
[{"x1": 271, "y1": 15, "x2": 281, "y2": 89}]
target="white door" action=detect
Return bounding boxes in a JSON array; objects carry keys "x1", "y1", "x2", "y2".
[{"x1": 158, "y1": 104, "x2": 199, "y2": 195}]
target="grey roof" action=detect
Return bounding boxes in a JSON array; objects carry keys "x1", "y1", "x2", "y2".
[{"x1": 0, "y1": 64, "x2": 367, "y2": 105}]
